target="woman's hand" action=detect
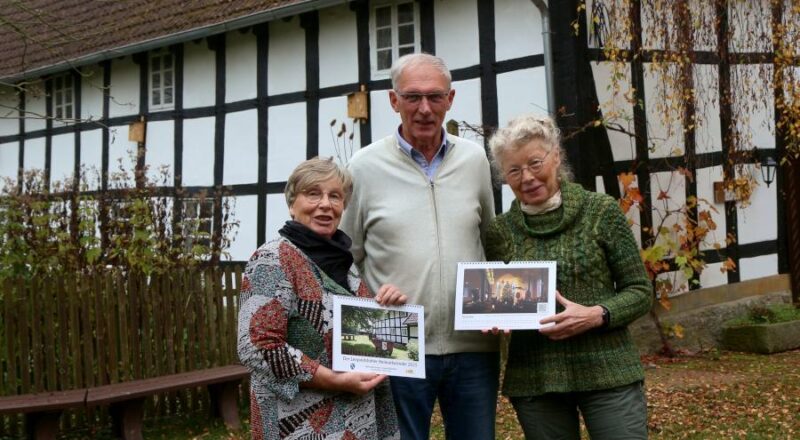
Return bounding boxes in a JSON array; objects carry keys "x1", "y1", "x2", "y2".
[
  {"x1": 481, "y1": 327, "x2": 511, "y2": 335},
  {"x1": 538, "y1": 291, "x2": 604, "y2": 340},
  {"x1": 375, "y1": 284, "x2": 407, "y2": 306},
  {"x1": 305, "y1": 366, "x2": 387, "y2": 395}
]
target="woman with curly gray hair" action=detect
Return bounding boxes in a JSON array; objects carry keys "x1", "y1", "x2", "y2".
[{"x1": 484, "y1": 114, "x2": 652, "y2": 439}]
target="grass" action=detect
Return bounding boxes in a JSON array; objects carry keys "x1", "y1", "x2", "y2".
[
  {"x1": 724, "y1": 303, "x2": 800, "y2": 327},
  {"x1": 16, "y1": 349, "x2": 798, "y2": 440}
]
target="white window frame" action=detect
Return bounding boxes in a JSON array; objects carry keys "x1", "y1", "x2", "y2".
[
  {"x1": 148, "y1": 50, "x2": 175, "y2": 110},
  {"x1": 52, "y1": 73, "x2": 75, "y2": 121},
  {"x1": 182, "y1": 198, "x2": 214, "y2": 251},
  {"x1": 370, "y1": 1, "x2": 421, "y2": 78}
]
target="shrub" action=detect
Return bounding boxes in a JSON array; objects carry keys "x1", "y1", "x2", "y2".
[{"x1": 407, "y1": 340, "x2": 419, "y2": 361}]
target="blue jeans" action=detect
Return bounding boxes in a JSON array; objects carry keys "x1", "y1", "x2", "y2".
[{"x1": 389, "y1": 352, "x2": 500, "y2": 440}]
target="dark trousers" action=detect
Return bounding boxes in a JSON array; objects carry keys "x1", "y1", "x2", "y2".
[
  {"x1": 510, "y1": 381, "x2": 648, "y2": 440},
  {"x1": 389, "y1": 352, "x2": 500, "y2": 440}
]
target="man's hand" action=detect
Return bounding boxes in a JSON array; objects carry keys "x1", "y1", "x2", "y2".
[
  {"x1": 375, "y1": 284, "x2": 408, "y2": 306},
  {"x1": 538, "y1": 291, "x2": 604, "y2": 340}
]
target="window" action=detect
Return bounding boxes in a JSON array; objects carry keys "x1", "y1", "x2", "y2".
[
  {"x1": 372, "y1": 2, "x2": 420, "y2": 74},
  {"x1": 52, "y1": 73, "x2": 74, "y2": 120},
  {"x1": 149, "y1": 50, "x2": 174, "y2": 110},
  {"x1": 182, "y1": 198, "x2": 214, "y2": 251}
]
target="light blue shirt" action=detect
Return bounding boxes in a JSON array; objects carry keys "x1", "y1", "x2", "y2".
[{"x1": 395, "y1": 125, "x2": 449, "y2": 181}]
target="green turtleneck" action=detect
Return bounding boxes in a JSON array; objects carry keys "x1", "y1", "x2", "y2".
[{"x1": 484, "y1": 181, "x2": 652, "y2": 396}]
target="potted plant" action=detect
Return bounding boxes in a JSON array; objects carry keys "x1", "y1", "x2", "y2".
[{"x1": 720, "y1": 304, "x2": 800, "y2": 354}]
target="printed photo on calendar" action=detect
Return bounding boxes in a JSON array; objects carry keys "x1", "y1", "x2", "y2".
[{"x1": 454, "y1": 261, "x2": 557, "y2": 330}]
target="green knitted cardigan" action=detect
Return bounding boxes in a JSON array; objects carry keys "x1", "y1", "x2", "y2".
[{"x1": 484, "y1": 181, "x2": 652, "y2": 396}]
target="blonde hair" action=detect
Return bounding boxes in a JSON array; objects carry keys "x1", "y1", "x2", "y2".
[
  {"x1": 488, "y1": 113, "x2": 573, "y2": 184},
  {"x1": 284, "y1": 157, "x2": 353, "y2": 208}
]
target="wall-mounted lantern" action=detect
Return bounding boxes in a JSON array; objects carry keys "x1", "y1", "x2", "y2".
[
  {"x1": 347, "y1": 85, "x2": 369, "y2": 121},
  {"x1": 761, "y1": 156, "x2": 777, "y2": 187}
]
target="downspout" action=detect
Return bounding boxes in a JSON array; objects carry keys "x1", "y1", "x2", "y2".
[{"x1": 530, "y1": 0, "x2": 555, "y2": 115}]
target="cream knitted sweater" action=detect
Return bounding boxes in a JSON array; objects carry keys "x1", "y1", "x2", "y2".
[{"x1": 341, "y1": 134, "x2": 497, "y2": 355}]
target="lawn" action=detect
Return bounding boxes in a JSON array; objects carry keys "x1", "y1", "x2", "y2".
[{"x1": 42, "y1": 349, "x2": 800, "y2": 439}]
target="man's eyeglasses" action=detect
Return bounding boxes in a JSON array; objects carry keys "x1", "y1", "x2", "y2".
[
  {"x1": 302, "y1": 189, "x2": 345, "y2": 207},
  {"x1": 504, "y1": 150, "x2": 552, "y2": 181},
  {"x1": 395, "y1": 90, "x2": 450, "y2": 105}
]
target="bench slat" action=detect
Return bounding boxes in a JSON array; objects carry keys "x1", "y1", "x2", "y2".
[{"x1": 0, "y1": 389, "x2": 86, "y2": 414}]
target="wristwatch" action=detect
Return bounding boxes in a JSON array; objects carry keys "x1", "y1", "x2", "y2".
[{"x1": 600, "y1": 306, "x2": 610, "y2": 328}]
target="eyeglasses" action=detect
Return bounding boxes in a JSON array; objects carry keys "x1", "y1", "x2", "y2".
[
  {"x1": 504, "y1": 151, "x2": 552, "y2": 182},
  {"x1": 395, "y1": 90, "x2": 450, "y2": 106},
  {"x1": 302, "y1": 189, "x2": 345, "y2": 207}
]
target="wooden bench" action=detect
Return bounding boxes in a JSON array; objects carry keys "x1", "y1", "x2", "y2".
[
  {"x1": 342, "y1": 333, "x2": 356, "y2": 341},
  {"x1": 0, "y1": 365, "x2": 250, "y2": 440}
]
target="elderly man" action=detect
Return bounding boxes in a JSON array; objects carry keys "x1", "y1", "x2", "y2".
[{"x1": 341, "y1": 53, "x2": 498, "y2": 440}]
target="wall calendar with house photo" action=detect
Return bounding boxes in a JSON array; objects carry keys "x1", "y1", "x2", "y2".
[
  {"x1": 332, "y1": 296, "x2": 425, "y2": 379},
  {"x1": 455, "y1": 261, "x2": 557, "y2": 330}
]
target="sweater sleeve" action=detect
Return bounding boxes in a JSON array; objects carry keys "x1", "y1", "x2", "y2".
[
  {"x1": 237, "y1": 247, "x2": 320, "y2": 403},
  {"x1": 477, "y1": 154, "x2": 496, "y2": 242},
  {"x1": 340, "y1": 165, "x2": 366, "y2": 268},
  {"x1": 596, "y1": 197, "x2": 653, "y2": 328},
  {"x1": 483, "y1": 217, "x2": 511, "y2": 262}
]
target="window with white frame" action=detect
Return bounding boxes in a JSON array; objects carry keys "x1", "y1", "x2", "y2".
[
  {"x1": 182, "y1": 198, "x2": 214, "y2": 251},
  {"x1": 372, "y1": 2, "x2": 420, "y2": 74},
  {"x1": 149, "y1": 50, "x2": 175, "y2": 110},
  {"x1": 52, "y1": 73, "x2": 74, "y2": 120}
]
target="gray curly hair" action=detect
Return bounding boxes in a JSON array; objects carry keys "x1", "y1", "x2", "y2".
[
  {"x1": 284, "y1": 157, "x2": 353, "y2": 208},
  {"x1": 488, "y1": 113, "x2": 573, "y2": 184}
]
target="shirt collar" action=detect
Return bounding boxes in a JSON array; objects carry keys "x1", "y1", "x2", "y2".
[{"x1": 395, "y1": 125, "x2": 448, "y2": 159}]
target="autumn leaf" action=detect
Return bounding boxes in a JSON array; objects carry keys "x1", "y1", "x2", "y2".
[{"x1": 619, "y1": 172, "x2": 636, "y2": 190}]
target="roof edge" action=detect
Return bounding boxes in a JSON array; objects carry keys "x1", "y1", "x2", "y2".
[{"x1": 1, "y1": 0, "x2": 348, "y2": 83}]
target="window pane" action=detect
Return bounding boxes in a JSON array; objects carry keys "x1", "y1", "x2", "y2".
[
  {"x1": 398, "y1": 24, "x2": 414, "y2": 45},
  {"x1": 164, "y1": 87, "x2": 173, "y2": 104},
  {"x1": 398, "y1": 46, "x2": 414, "y2": 57},
  {"x1": 56, "y1": 107, "x2": 62, "y2": 119},
  {"x1": 151, "y1": 56, "x2": 160, "y2": 71},
  {"x1": 376, "y1": 6, "x2": 391, "y2": 27},
  {"x1": 378, "y1": 49, "x2": 392, "y2": 70},
  {"x1": 377, "y1": 28, "x2": 392, "y2": 48},
  {"x1": 152, "y1": 90, "x2": 160, "y2": 105},
  {"x1": 54, "y1": 76, "x2": 62, "y2": 89},
  {"x1": 398, "y1": 3, "x2": 414, "y2": 23},
  {"x1": 65, "y1": 105, "x2": 72, "y2": 118},
  {"x1": 152, "y1": 72, "x2": 160, "y2": 89},
  {"x1": 65, "y1": 75, "x2": 72, "y2": 88},
  {"x1": 65, "y1": 88, "x2": 73, "y2": 104},
  {"x1": 164, "y1": 72, "x2": 173, "y2": 87},
  {"x1": 164, "y1": 55, "x2": 173, "y2": 69},
  {"x1": 56, "y1": 92, "x2": 62, "y2": 106}
]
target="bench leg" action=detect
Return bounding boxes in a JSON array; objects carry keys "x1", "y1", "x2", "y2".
[
  {"x1": 25, "y1": 411, "x2": 62, "y2": 440},
  {"x1": 208, "y1": 381, "x2": 241, "y2": 431},
  {"x1": 109, "y1": 398, "x2": 145, "y2": 440}
]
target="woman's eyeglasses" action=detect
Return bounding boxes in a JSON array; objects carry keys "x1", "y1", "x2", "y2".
[
  {"x1": 504, "y1": 150, "x2": 551, "y2": 182},
  {"x1": 302, "y1": 189, "x2": 344, "y2": 207}
]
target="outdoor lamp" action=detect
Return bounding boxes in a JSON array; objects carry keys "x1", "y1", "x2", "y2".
[{"x1": 761, "y1": 156, "x2": 777, "y2": 188}]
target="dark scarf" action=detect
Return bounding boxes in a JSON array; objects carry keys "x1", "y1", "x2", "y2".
[{"x1": 278, "y1": 220, "x2": 354, "y2": 292}]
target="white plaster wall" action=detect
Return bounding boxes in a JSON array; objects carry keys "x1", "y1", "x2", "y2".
[
  {"x1": 729, "y1": 0, "x2": 771, "y2": 53},
  {"x1": 496, "y1": 67, "x2": 548, "y2": 127},
  {"x1": 226, "y1": 31, "x2": 258, "y2": 103},
  {"x1": 108, "y1": 57, "x2": 140, "y2": 118},
  {"x1": 227, "y1": 195, "x2": 258, "y2": 261},
  {"x1": 434, "y1": 0, "x2": 480, "y2": 70},
  {"x1": 0, "y1": 86, "x2": 19, "y2": 136},
  {"x1": 494, "y1": 0, "x2": 543, "y2": 61},
  {"x1": 591, "y1": 61, "x2": 636, "y2": 161},
  {"x1": 0, "y1": 142, "x2": 19, "y2": 186},
  {"x1": 81, "y1": 65, "x2": 105, "y2": 122},
  {"x1": 369, "y1": 89, "x2": 398, "y2": 141},
  {"x1": 183, "y1": 41, "x2": 216, "y2": 109},
  {"x1": 144, "y1": 120, "x2": 174, "y2": 185},
  {"x1": 447, "y1": 78, "x2": 483, "y2": 145},
  {"x1": 739, "y1": 254, "x2": 777, "y2": 282},
  {"x1": 656, "y1": 270, "x2": 690, "y2": 295},
  {"x1": 650, "y1": 170, "x2": 686, "y2": 251},
  {"x1": 108, "y1": 126, "x2": 137, "y2": 187},
  {"x1": 691, "y1": 0, "x2": 717, "y2": 51},
  {"x1": 319, "y1": 4, "x2": 359, "y2": 89},
  {"x1": 693, "y1": 65, "x2": 722, "y2": 154},
  {"x1": 736, "y1": 168, "x2": 777, "y2": 245},
  {"x1": 50, "y1": 133, "x2": 75, "y2": 184},
  {"x1": 266, "y1": 193, "x2": 291, "y2": 242},
  {"x1": 695, "y1": 166, "x2": 727, "y2": 251},
  {"x1": 268, "y1": 102, "x2": 307, "y2": 182},
  {"x1": 584, "y1": 0, "x2": 630, "y2": 50},
  {"x1": 25, "y1": 82, "x2": 47, "y2": 132},
  {"x1": 318, "y1": 97, "x2": 361, "y2": 166},
  {"x1": 732, "y1": 64, "x2": 774, "y2": 150},
  {"x1": 24, "y1": 138, "x2": 46, "y2": 172},
  {"x1": 699, "y1": 262, "x2": 728, "y2": 289},
  {"x1": 182, "y1": 117, "x2": 215, "y2": 186},
  {"x1": 641, "y1": 1, "x2": 677, "y2": 51},
  {"x1": 268, "y1": 17, "x2": 306, "y2": 95},
  {"x1": 80, "y1": 129, "x2": 103, "y2": 190},
  {"x1": 643, "y1": 64, "x2": 684, "y2": 158},
  {"x1": 224, "y1": 110, "x2": 258, "y2": 185},
  {"x1": 501, "y1": 185, "x2": 515, "y2": 213}
]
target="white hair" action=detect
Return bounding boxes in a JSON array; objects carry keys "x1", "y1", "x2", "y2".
[{"x1": 390, "y1": 53, "x2": 452, "y2": 90}]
